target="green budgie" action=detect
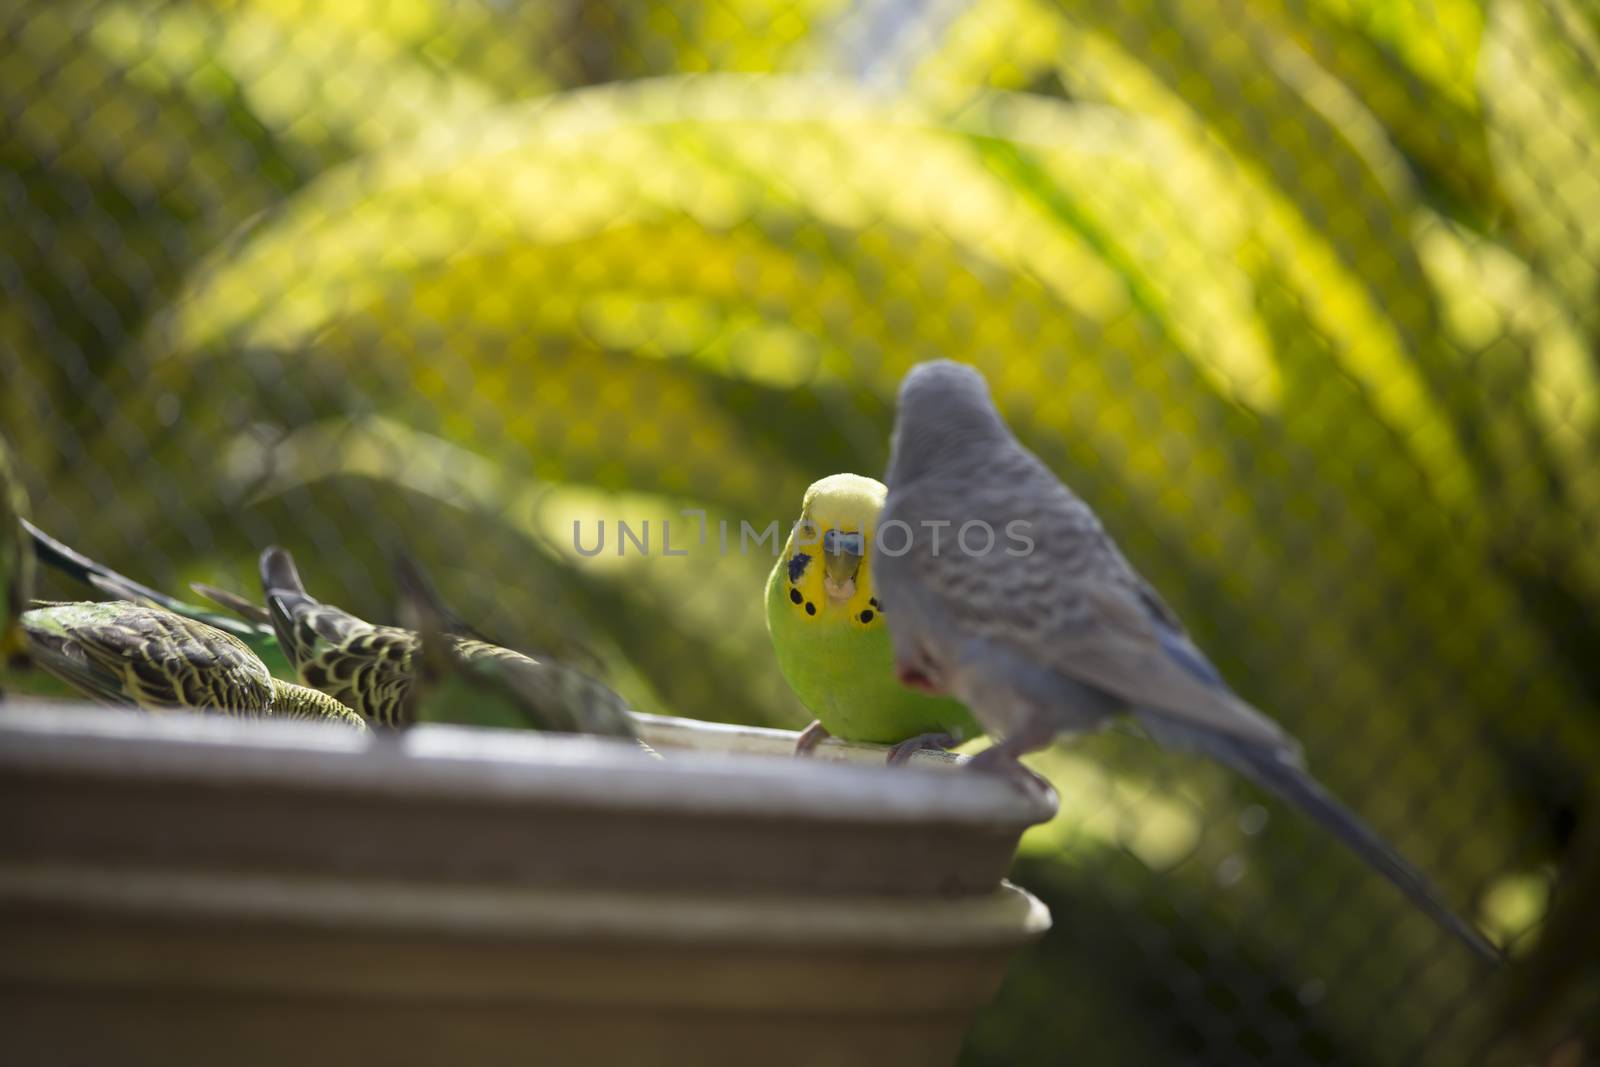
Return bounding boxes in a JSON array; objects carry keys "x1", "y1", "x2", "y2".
[
  {"x1": 261, "y1": 546, "x2": 641, "y2": 743},
  {"x1": 0, "y1": 437, "x2": 34, "y2": 666},
  {"x1": 765, "y1": 473, "x2": 980, "y2": 763},
  {"x1": 24, "y1": 521, "x2": 292, "y2": 677},
  {"x1": 874, "y1": 360, "x2": 1498, "y2": 962},
  {"x1": 21, "y1": 600, "x2": 366, "y2": 728}
]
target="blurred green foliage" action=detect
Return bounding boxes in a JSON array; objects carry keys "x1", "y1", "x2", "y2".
[{"x1": 3, "y1": 0, "x2": 1598, "y2": 1062}]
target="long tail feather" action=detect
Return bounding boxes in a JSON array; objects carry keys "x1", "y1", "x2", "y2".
[
  {"x1": 191, "y1": 582, "x2": 272, "y2": 625},
  {"x1": 259, "y1": 545, "x2": 308, "y2": 599},
  {"x1": 1227, "y1": 741, "x2": 1500, "y2": 963},
  {"x1": 258, "y1": 545, "x2": 315, "y2": 666},
  {"x1": 25, "y1": 520, "x2": 177, "y2": 609},
  {"x1": 1140, "y1": 711, "x2": 1500, "y2": 963},
  {"x1": 26, "y1": 520, "x2": 268, "y2": 645}
]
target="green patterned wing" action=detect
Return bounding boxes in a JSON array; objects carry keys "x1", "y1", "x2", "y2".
[
  {"x1": 260, "y1": 546, "x2": 416, "y2": 725},
  {"x1": 21, "y1": 601, "x2": 275, "y2": 714},
  {"x1": 295, "y1": 626, "x2": 417, "y2": 727}
]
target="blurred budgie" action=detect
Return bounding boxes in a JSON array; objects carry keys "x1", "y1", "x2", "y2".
[
  {"x1": 0, "y1": 437, "x2": 34, "y2": 666},
  {"x1": 261, "y1": 546, "x2": 640, "y2": 741},
  {"x1": 393, "y1": 554, "x2": 654, "y2": 753},
  {"x1": 765, "y1": 473, "x2": 979, "y2": 762},
  {"x1": 874, "y1": 360, "x2": 1499, "y2": 962},
  {"x1": 21, "y1": 600, "x2": 365, "y2": 728}
]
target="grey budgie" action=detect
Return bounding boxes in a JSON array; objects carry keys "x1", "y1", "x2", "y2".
[
  {"x1": 874, "y1": 359, "x2": 1498, "y2": 963},
  {"x1": 21, "y1": 600, "x2": 366, "y2": 729}
]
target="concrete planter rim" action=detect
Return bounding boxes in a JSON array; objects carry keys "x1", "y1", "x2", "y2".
[{"x1": 0, "y1": 703, "x2": 1055, "y2": 830}]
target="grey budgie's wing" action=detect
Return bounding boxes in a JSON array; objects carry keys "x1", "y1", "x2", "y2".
[{"x1": 886, "y1": 459, "x2": 1289, "y2": 750}]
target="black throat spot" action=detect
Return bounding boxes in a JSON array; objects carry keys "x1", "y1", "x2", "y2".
[{"x1": 787, "y1": 553, "x2": 811, "y2": 583}]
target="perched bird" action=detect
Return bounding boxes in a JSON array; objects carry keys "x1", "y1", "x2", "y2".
[
  {"x1": 261, "y1": 546, "x2": 640, "y2": 741},
  {"x1": 0, "y1": 437, "x2": 35, "y2": 667},
  {"x1": 874, "y1": 359, "x2": 1499, "y2": 962},
  {"x1": 766, "y1": 473, "x2": 979, "y2": 762},
  {"x1": 21, "y1": 600, "x2": 366, "y2": 728}
]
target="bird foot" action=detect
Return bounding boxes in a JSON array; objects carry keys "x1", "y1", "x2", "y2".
[
  {"x1": 794, "y1": 720, "x2": 832, "y2": 757},
  {"x1": 966, "y1": 745, "x2": 1056, "y2": 803},
  {"x1": 885, "y1": 731, "x2": 959, "y2": 766},
  {"x1": 965, "y1": 744, "x2": 1010, "y2": 772}
]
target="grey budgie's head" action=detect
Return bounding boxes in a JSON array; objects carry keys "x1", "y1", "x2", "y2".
[{"x1": 887, "y1": 360, "x2": 1009, "y2": 486}]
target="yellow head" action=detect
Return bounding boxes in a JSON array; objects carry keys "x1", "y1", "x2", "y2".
[{"x1": 778, "y1": 473, "x2": 885, "y2": 628}]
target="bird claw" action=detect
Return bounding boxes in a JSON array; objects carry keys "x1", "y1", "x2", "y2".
[
  {"x1": 794, "y1": 720, "x2": 831, "y2": 757},
  {"x1": 885, "y1": 731, "x2": 959, "y2": 766},
  {"x1": 990, "y1": 762, "x2": 1057, "y2": 804},
  {"x1": 966, "y1": 745, "x2": 1056, "y2": 803}
]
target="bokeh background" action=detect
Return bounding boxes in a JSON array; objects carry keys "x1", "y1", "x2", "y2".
[{"x1": 3, "y1": 0, "x2": 1598, "y2": 1063}]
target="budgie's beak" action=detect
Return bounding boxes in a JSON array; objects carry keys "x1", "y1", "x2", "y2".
[{"x1": 822, "y1": 529, "x2": 863, "y2": 602}]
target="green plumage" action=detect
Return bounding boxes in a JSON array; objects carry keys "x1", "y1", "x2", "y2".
[
  {"x1": 24, "y1": 522, "x2": 294, "y2": 678},
  {"x1": 21, "y1": 600, "x2": 365, "y2": 728},
  {"x1": 0, "y1": 436, "x2": 34, "y2": 662},
  {"x1": 765, "y1": 474, "x2": 979, "y2": 746},
  {"x1": 269, "y1": 679, "x2": 370, "y2": 725},
  {"x1": 262, "y1": 546, "x2": 639, "y2": 741}
]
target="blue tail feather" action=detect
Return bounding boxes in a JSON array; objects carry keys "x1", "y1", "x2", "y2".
[{"x1": 1139, "y1": 712, "x2": 1501, "y2": 964}]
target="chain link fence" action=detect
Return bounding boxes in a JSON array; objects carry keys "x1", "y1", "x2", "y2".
[{"x1": 4, "y1": 1, "x2": 1598, "y2": 1063}]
